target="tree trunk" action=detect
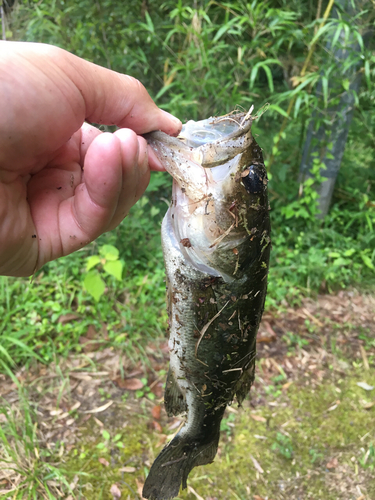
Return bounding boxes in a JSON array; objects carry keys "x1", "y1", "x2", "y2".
[{"x1": 299, "y1": 0, "x2": 372, "y2": 218}]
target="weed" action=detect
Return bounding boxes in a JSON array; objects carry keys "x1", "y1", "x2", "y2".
[
  {"x1": 220, "y1": 413, "x2": 236, "y2": 437},
  {"x1": 271, "y1": 432, "x2": 294, "y2": 460},
  {"x1": 309, "y1": 448, "x2": 324, "y2": 464},
  {"x1": 135, "y1": 378, "x2": 156, "y2": 401},
  {"x1": 0, "y1": 395, "x2": 74, "y2": 498},
  {"x1": 359, "y1": 443, "x2": 375, "y2": 470},
  {"x1": 96, "y1": 430, "x2": 125, "y2": 453},
  {"x1": 283, "y1": 331, "x2": 309, "y2": 349}
]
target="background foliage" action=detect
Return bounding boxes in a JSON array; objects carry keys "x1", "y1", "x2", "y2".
[{"x1": 1, "y1": 0, "x2": 374, "y2": 367}]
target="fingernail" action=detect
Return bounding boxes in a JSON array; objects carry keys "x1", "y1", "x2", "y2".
[
  {"x1": 148, "y1": 146, "x2": 164, "y2": 171},
  {"x1": 161, "y1": 110, "x2": 182, "y2": 134},
  {"x1": 139, "y1": 145, "x2": 149, "y2": 175}
]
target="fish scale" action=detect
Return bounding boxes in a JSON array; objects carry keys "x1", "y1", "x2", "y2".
[{"x1": 142, "y1": 109, "x2": 271, "y2": 500}]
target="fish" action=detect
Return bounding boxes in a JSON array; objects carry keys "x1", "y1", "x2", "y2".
[{"x1": 142, "y1": 107, "x2": 271, "y2": 500}]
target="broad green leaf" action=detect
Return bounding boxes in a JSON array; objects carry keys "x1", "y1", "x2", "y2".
[
  {"x1": 103, "y1": 260, "x2": 124, "y2": 281},
  {"x1": 102, "y1": 430, "x2": 110, "y2": 440},
  {"x1": 84, "y1": 271, "x2": 105, "y2": 301},
  {"x1": 342, "y1": 79, "x2": 350, "y2": 92},
  {"x1": 361, "y1": 254, "x2": 375, "y2": 270},
  {"x1": 86, "y1": 255, "x2": 101, "y2": 271},
  {"x1": 150, "y1": 206, "x2": 160, "y2": 217},
  {"x1": 99, "y1": 245, "x2": 119, "y2": 261}
]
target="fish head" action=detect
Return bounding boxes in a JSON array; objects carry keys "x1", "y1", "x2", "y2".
[{"x1": 145, "y1": 108, "x2": 270, "y2": 280}]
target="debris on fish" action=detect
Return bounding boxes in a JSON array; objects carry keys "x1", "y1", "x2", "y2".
[{"x1": 142, "y1": 107, "x2": 271, "y2": 500}]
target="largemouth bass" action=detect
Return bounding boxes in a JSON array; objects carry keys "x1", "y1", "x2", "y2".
[{"x1": 143, "y1": 108, "x2": 271, "y2": 500}]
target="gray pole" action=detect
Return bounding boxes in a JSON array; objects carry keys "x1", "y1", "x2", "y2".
[{"x1": 299, "y1": 0, "x2": 372, "y2": 218}]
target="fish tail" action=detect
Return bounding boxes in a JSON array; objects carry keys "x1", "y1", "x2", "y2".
[{"x1": 142, "y1": 430, "x2": 220, "y2": 500}]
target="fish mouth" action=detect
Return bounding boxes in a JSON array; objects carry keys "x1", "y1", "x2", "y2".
[{"x1": 178, "y1": 106, "x2": 254, "y2": 150}]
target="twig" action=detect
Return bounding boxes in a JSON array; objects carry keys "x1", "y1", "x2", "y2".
[{"x1": 195, "y1": 301, "x2": 230, "y2": 360}]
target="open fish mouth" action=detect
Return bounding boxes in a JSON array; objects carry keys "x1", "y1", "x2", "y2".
[{"x1": 178, "y1": 105, "x2": 254, "y2": 148}]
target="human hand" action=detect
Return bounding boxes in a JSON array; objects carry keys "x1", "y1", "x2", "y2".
[{"x1": 0, "y1": 41, "x2": 181, "y2": 277}]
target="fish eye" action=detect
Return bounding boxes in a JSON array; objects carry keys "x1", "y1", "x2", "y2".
[{"x1": 241, "y1": 165, "x2": 265, "y2": 194}]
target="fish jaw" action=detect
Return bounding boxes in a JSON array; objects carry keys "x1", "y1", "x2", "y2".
[
  {"x1": 144, "y1": 132, "x2": 211, "y2": 203},
  {"x1": 180, "y1": 113, "x2": 253, "y2": 168}
]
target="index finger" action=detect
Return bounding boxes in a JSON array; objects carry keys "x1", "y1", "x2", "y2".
[{"x1": 59, "y1": 46, "x2": 182, "y2": 136}]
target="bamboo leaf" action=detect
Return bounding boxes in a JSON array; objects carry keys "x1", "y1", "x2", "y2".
[{"x1": 321, "y1": 76, "x2": 328, "y2": 107}]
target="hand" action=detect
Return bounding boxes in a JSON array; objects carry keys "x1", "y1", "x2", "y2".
[{"x1": 0, "y1": 41, "x2": 181, "y2": 277}]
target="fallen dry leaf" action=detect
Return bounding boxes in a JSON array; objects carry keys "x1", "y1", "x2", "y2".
[
  {"x1": 69, "y1": 401, "x2": 81, "y2": 412},
  {"x1": 152, "y1": 421, "x2": 163, "y2": 433},
  {"x1": 110, "y1": 483, "x2": 121, "y2": 499},
  {"x1": 250, "y1": 414, "x2": 266, "y2": 423},
  {"x1": 114, "y1": 377, "x2": 144, "y2": 390},
  {"x1": 150, "y1": 382, "x2": 164, "y2": 398},
  {"x1": 250, "y1": 455, "x2": 264, "y2": 474},
  {"x1": 253, "y1": 495, "x2": 265, "y2": 500},
  {"x1": 86, "y1": 324, "x2": 98, "y2": 340},
  {"x1": 83, "y1": 401, "x2": 113, "y2": 414},
  {"x1": 135, "y1": 479, "x2": 145, "y2": 499},
  {"x1": 119, "y1": 466, "x2": 136, "y2": 473},
  {"x1": 151, "y1": 405, "x2": 161, "y2": 420},
  {"x1": 155, "y1": 434, "x2": 168, "y2": 448},
  {"x1": 98, "y1": 457, "x2": 109, "y2": 467},
  {"x1": 327, "y1": 400, "x2": 340, "y2": 412},
  {"x1": 263, "y1": 320, "x2": 277, "y2": 338},
  {"x1": 69, "y1": 475, "x2": 79, "y2": 491},
  {"x1": 256, "y1": 335, "x2": 276, "y2": 343},
  {"x1": 168, "y1": 418, "x2": 182, "y2": 430},
  {"x1": 57, "y1": 313, "x2": 80, "y2": 324},
  {"x1": 187, "y1": 485, "x2": 204, "y2": 500},
  {"x1": 326, "y1": 457, "x2": 338, "y2": 469},
  {"x1": 93, "y1": 416, "x2": 104, "y2": 427},
  {"x1": 357, "y1": 381, "x2": 374, "y2": 391},
  {"x1": 282, "y1": 381, "x2": 293, "y2": 391}
]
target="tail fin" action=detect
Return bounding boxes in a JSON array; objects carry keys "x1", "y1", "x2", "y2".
[{"x1": 142, "y1": 430, "x2": 219, "y2": 500}]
